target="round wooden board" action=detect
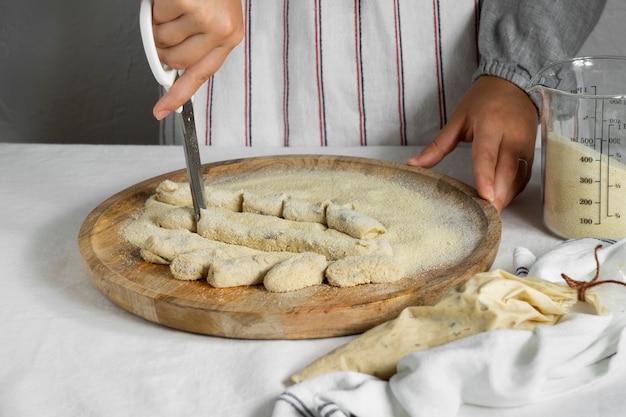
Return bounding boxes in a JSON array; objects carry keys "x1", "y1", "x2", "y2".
[{"x1": 78, "y1": 155, "x2": 500, "y2": 339}]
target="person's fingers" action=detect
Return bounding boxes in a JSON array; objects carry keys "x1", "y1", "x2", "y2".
[
  {"x1": 148, "y1": 0, "x2": 244, "y2": 119},
  {"x1": 153, "y1": 45, "x2": 232, "y2": 119},
  {"x1": 156, "y1": 33, "x2": 217, "y2": 70},
  {"x1": 152, "y1": 0, "x2": 190, "y2": 24},
  {"x1": 492, "y1": 154, "x2": 534, "y2": 211},
  {"x1": 148, "y1": 0, "x2": 243, "y2": 78},
  {"x1": 473, "y1": 127, "x2": 535, "y2": 212},
  {"x1": 407, "y1": 118, "x2": 468, "y2": 168},
  {"x1": 490, "y1": 151, "x2": 521, "y2": 212},
  {"x1": 153, "y1": 16, "x2": 195, "y2": 49},
  {"x1": 154, "y1": 13, "x2": 242, "y2": 68},
  {"x1": 470, "y1": 131, "x2": 499, "y2": 206},
  {"x1": 408, "y1": 76, "x2": 538, "y2": 211}
]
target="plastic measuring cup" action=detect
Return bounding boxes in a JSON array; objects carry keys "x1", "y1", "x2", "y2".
[{"x1": 527, "y1": 56, "x2": 626, "y2": 239}]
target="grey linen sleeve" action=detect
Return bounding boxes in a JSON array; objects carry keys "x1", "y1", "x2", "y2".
[{"x1": 474, "y1": 0, "x2": 607, "y2": 90}]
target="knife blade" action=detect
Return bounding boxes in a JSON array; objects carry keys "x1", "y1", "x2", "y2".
[{"x1": 180, "y1": 100, "x2": 207, "y2": 222}]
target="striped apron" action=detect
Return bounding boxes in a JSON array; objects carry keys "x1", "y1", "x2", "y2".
[{"x1": 161, "y1": 0, "x2": 479, "y2": 147}]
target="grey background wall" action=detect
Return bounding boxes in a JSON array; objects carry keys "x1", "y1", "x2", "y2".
[
  {"x1": 0, "y1": 0, "x2": 159, "y2": 145},
  {"x1": 579, "y1": 0, "x2": 626, "y2": 58},
  {"x1": 0, "y1": 0, "x2": 624, "y2": 145}
]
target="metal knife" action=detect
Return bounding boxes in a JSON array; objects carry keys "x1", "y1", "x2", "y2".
[{"x1": 180, "y1": 100, "x2": 207, "y2": 222}]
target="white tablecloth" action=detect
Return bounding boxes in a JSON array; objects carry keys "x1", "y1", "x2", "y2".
[{"x1": 1, "y1": 143, "x2": 622, "y2": 416}]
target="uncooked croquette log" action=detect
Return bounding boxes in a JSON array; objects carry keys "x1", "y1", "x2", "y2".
[
  {"x1": 156, "y1": 206, "x2": 196, "y2": 232},
  {"x1": 282, "y1": 198, "x2": 330, "y2": 224},
  {"x1": 169, "y1": 244, "x2": 263, "y2": 281},
  {"x1": 242, "y1": 191, "x2": 290, "y2": 216},
  {"x1": 206, "y1": 187, "x2": 244, "y2": 211},
  {"x1": 142, "y1": 229, "x2": 221, "y2": 262},
  {"x1": 263, "y1": 252, "x2": 328, "y2": 292},
  {"x1": 154, "y1": 180, "x2": 244, "y2": 212},
  {"x1": 154, "y1": 180, "x2": 388, "y2": 240},
  {"x1": 155, "y1": 180, "x2": 193, "y2": 207},
  {"x1": 325, "y1": 203, "x2": 387, "y2": 239},
  {"x1": 207, "y1": 253, "x2": 294, "y2": 288},
  {"x1": 197, "y1": 207, "x2": 393, "y2": 260},
  {"x1": 200, "y1": 206, "x2": 327, "y2": 232},
  {"x1": 123, "y1": 195, "x2": 180, "y2": 249},
  {"x1": 139, "y1": 248, "x2": 169, "y2": 265},
  {"x1": 170, "y1": 249, "x2": 219, "y2": 280},
  {"x1": 291, "y1": 270, "x2": 578, "y2": 382},
  {"x1": 325, "y1": 255, "x2": 403, "y2": 287}
]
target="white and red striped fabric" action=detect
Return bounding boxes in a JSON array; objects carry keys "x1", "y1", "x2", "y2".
[{"x1": 161, "y1": 0, "x2": 480, "y2": 147}]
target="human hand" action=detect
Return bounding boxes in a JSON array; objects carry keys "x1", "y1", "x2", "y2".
[
  {"x1": 407, "y1": 76, "x2": 538, "y2": 212},
  {"x1": 150, "y1": 0, "x2": 243, "y2": 120}
]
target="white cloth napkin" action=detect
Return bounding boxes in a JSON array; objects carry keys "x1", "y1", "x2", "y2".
[{"x1": 272, "y1": 238, "x2": 626, "y2": 417}]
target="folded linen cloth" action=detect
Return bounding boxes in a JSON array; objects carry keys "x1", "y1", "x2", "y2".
[
  {"x1": 514, "y1": 237, "x2": 622, "y2": 284},
  {"x1": 272, "y1": 238, "x2": 626, "y2": 417}
]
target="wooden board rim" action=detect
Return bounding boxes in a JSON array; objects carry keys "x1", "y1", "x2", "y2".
[{"x1": 78, "y1": 154, "x2": 501, "y2": 339}]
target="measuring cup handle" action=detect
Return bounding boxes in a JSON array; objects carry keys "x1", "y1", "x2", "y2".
[{"x1": 139, "y1": 0, "x2": 177, "y2": 90}]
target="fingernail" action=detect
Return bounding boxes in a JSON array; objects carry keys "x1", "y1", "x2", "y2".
[
  {"x1": 155, "y1": 110, "x2": 170, "y2": 121},
  {"x1": 407, "y1": 154, "x2": 423, "y2": 166},
  {"x1": 484, "y1": 185, "x2": 495, "y2": 203}
]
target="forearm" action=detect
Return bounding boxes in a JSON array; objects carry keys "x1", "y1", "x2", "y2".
[{"x1": 474, "y1": 0, "x2": 607, "y2": 90}]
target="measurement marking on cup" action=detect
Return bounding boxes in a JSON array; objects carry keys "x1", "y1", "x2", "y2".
[{"x1": 606, "y1": 123, "x2": 622, "y2": 219}]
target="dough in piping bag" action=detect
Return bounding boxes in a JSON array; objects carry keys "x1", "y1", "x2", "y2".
[{"x1": 292, "y1": 270, "x2": 578, "y2": 382}]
